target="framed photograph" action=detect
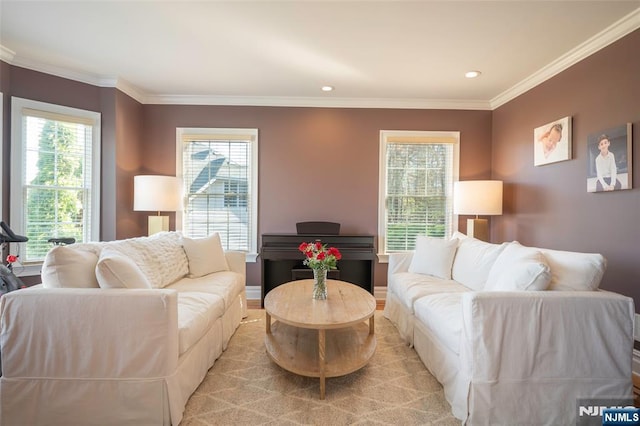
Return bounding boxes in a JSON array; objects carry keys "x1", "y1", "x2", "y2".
[
  {"x1": 587, "y1": 123, "x2": 632, "y2": 193},
  {"x1": 534, "y1": 116, "x2": 572, "y2": 166}
]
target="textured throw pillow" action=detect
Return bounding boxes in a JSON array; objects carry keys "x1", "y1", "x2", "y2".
[
  {"x1": 408, "y1": 236, "x2": 459, "y2": 280},
  {"x1": 41, "y1": 245, "x2": 100, "y2": 288},
  {"x1": 107, "y1": 232, "x2": 189, "y2": 288},
  {"x1": 95, "y1": 248, "x2": 152, "y2": 289},
  {"x1": 485, "y1": 242, "x2": 551, "y2": 291},
  {"x1": 182, "y1": 233, "x2": 229, "y2": 278}
]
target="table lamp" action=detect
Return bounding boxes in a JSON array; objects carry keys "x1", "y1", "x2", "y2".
[
  {"x1": 134, "y1": 175, "x2": 182, "y2": 235},
  {"x1": 453, "y1": 180, "x2": 503, "y2": 241}
]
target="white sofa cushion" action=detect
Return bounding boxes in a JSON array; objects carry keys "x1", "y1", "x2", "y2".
[
  {"x1": 95, "y1": 248, "x2": 152, "y2": 289},
  {"x1": 177, "y1": 292, "x2": 225, "y2": 355},
  {"x1": 485, "y1": 242, "x2": 551, "y2": 291},
  {"x1": 451, "y1": 237, "x2": 508, "y2": 291},
  {"x1": 182, "y1": 233, "x2": 229, "y2": 278},
  {"x1": 414, "y1": 292, "x2": 464, "y2": 355},
  {"x1": 168, "y1": 271, "x2": 245, "y2": 310},
  {"x1": 41, "y1": 245, "x2": 100, "y2": 288},
  {"x1": 389, "y1": 272, "x2": 468, "y2": 311},
  {"x1": 538, "y1": 247, "x2": 606, "y2": 291},
  {"x1": 408, "y1": 236, "x2": 459, "y2": 280},
  {"x1": 108, "y1": 232, "x2": 189, "y2": 288}
]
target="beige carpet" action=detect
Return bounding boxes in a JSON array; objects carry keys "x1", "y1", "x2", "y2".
[{"x1": 180, "y1": 310, "x2": 458, "y2": 425}]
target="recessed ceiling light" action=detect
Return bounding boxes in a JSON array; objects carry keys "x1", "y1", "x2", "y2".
[
  {"x1": 321, "y1": 85, "x2": 334, "y2": 92},
  {"x1": 465, "y1": 71, "x2": 481, "y2": 79}
]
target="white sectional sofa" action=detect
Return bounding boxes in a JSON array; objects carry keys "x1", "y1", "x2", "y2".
[
  {"x1": 384, "y1": 232, "x2": 634, "y2": 425},
  {"x1": 0, "y1": 231, "x2": 247, "y2": 426}
]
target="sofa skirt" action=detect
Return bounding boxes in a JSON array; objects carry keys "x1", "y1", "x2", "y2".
[
  {"x1": 169, "y1": 292, "x2": 245, "y2": 425},
  {"x1": 383, "y1": 291, "x2": 415, "y2": 346},
  {"x1": 413, "y1": 318, "x2": 468, "y2": 422}
]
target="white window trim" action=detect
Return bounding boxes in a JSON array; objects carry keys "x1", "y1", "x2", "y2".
[
  {"x1": 10, "y1": 97, "x2": 101, "y2": 276},
  {"x1": 377, "y1": 130, "x2": 460, "y2": 263},
  {"x1": 176, "y1": 127, "x2": 258, "y2": 262}
]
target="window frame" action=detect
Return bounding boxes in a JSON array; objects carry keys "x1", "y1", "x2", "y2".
[
  {"x1": 377, "y1": 130, "x2": 460, "y2": 263},
  {"x1": 176, "y1": 127, "x2": 258, "y2": 262},
  {"x1": 10, "y1": 97, "x2": 101, "y2": 276}
]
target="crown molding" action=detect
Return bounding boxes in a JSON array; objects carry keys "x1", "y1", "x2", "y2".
[
  {"x1": 114, "y1": 79, "x2": 146, "y2": 104},
  {"x1": 5, "y1": 51, "x2": 112, "y2": 88},
  {"x1": 490, "y1": 7, "x2": 640, "y2": 109},
  {"x1": 0, "y1": 45, "x2": 16, "y2": 63},
  {"x1": 143, "y1": 94, "x2": 491, "y2": 110},
  {"x1": 2, "y1": 6, "x2": 639, "y2": 111}
]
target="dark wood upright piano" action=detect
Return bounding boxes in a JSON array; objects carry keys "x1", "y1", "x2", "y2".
[{"x1": 260, "y1": 233, "x2": 376, "y2": 307}]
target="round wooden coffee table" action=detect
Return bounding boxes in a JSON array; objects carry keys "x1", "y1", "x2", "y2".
[{"x1": 264, "y1": 279, "x2": 376, "y2": 399}]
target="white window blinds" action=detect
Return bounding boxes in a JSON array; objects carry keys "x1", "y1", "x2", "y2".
[
  {"x1": 379, "y1": 131, "x2": 459, "y2": 254},
  {"x1": 177, "y1": 128, "x2": 258, "y2": 257},
  {"x1": 11, "y1": 97, "x2": 101, "y2": 264}
]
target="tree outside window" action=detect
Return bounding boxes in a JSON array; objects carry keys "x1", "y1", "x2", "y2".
[
  {"x1": 379, "y1": 131, "x2": 459, "y2": 256},
  {"x1": 25, "y1": 119, "x2": 88, "y2": 258}
]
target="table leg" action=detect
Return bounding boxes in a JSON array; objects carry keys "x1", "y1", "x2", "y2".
[
  {"x1": 319, "y1": 329, "x2": 326, "y2": 400},
  {"x1": 265, "y1": 312, "x2": 271, "y2": 334},
  {"x1": 369, "y1": 315, "x2": 375, "y2": 335}
]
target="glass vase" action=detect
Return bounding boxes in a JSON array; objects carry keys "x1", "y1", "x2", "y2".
[{"x1": 312, "y1": 268, "x2": 328, "y2": 300}]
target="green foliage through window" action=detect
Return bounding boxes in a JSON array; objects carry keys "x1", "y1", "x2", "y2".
[
  {"x1": 382, "y1": 135, "x2": 456, "y2": 253},
  {"x1": 23, "y1": 117, "x2": 91, "y2": 259}
]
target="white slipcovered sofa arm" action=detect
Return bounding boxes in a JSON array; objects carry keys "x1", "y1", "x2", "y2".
[
  {"x1": 388, "y1": 252, "x2": 414, "y2": 276},
  {"x1": 225, "y1": 250, "x2": 246, "y2": 277},
  {"x1": 459, "y1": 290, "x2": 634, "y2": 422},
  {"x1": 0, "y1": 288, "x2": 179, "y2": 379}
]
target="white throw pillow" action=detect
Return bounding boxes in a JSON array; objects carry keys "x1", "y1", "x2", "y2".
[
  {"x1": 41, "y1": 245, "x2": 100, "y2": 288},
  {"x1": 408, "y1": 236, "x2": 459, "y2": 280},
  {"x1": 95, "y1": 248, "x2": 152, "y2": 289},
  {"x1": 451, "y1": 231, "x2": 468, "y2": 242},
  {"x1": 485, "y1": 242, "x2": 551, "y2": 291},
  {"x1": 539, "y1": 247, "x2": 606, "y2": 291},
  {"x1": 451, "y1": 237, "x2": 508, "y2": 291},
  {"x1": 182, "y1": 233, "x2": 229, "y2": 278}
]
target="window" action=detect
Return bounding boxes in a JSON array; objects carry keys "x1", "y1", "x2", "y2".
[
  {"x1": 224, "y1": 181, "x2": 248, "y2": 208},
  {"x1": 176, "y1": 128, "x2": 258, "y2": 261},
  {"x1": 378, "y1": 130, "x2": 459, "y2": 260},
  {"x1": 10, "y1": 97, "x2": 101, "y2": 272}
]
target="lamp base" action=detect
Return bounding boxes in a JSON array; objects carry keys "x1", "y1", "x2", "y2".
[
  {"x1": 148, "y1": 215, "x2": 169, "y2": 235},
  {"x1": 466, "y1": 218, "x2": 489, "y2": 241}
]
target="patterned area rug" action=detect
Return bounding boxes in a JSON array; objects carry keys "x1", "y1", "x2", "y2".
[{"x1": 180, "y1": 310, "x2": 457, "y2": 425}]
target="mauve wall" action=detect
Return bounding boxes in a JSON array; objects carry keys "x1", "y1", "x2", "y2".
[
  {"x1": 492, "y1": 29, "x2": 640, "y2": 308},
  {"x1": 0, "y1": 64, "x2": 144, "y2": 245},
  {"x1": 142, "y1": 105, "x2": 493, "y2": 287},
  {"x1": 113, "y1": 90, "x2": 145, "y2": 239}
]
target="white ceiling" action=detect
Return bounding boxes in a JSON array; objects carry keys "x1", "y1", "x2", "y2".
[{"x1": 1, "y1": 1, "x2": 639, "y2": 109}]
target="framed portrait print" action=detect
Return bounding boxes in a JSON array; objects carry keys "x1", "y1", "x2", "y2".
[
  {"x1": 534, "y1": 116, "x2": 572, "y2": 166},
  {"x1": 587, "y1": 123, "x2": 632, "y2": 193}
]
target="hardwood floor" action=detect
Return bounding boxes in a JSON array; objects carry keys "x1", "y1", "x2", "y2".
[{"x1": 247, "y1": 299, "x2": 261, "y2": 310}]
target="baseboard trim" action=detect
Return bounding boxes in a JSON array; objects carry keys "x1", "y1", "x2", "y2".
[
  {"x1": 246, "y1": 286, "x2": 261, "y2": 301},
  {"x1": 247, "y1": 285, "x2": 387, "y2": 309}
]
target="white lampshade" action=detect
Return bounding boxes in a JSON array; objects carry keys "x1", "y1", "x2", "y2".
[
  {"x1": 454, "y1": 180, "x2": 503, "y2": 216},
  {"x1": 134, "y1": 175, "x2": 182, "y2": 212}
]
